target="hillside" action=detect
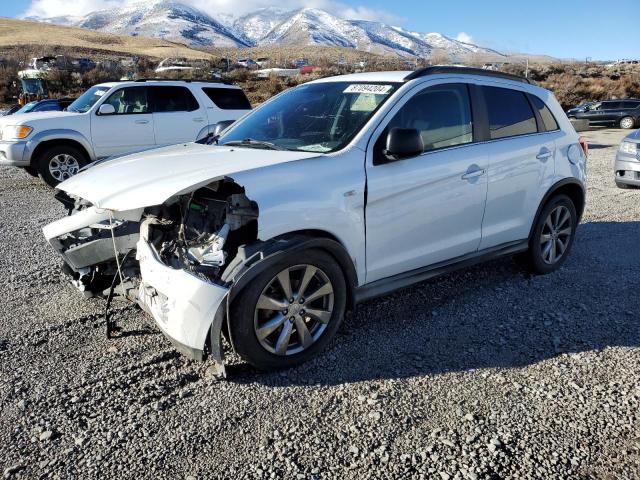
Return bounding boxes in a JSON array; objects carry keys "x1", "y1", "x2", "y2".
[{"x1": 0, "y1": 17, "x2": 213, "y2": 60}]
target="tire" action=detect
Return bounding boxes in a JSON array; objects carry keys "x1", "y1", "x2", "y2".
[
  {"x1": 518, "y1": 194, "x2": 577, "y2": 275},
  {"x1": 619, "y1": 116, "x2": 635, "y2": 129},
  {"x1": 23, "y1": 166, "x2": 38, "y2": 177},
  {"x1": 229, "y1": 249, "x2": 347, "y2": 370},
  {"x1": 36, "y1": 145, "x2": 88, "y2": 187}
]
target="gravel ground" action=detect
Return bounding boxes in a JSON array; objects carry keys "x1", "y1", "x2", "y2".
[{"x1": 0, "y1": 128, "x2": 639, "y2": 480}]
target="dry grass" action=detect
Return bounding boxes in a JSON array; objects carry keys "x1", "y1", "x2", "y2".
[{"x1": 0, "y1": 18, "x2": 213, "y2": 60}]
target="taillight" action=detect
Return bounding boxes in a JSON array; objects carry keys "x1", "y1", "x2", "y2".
[{"x1": 579, "y1": 136, "x2": 589, "y2": 157}]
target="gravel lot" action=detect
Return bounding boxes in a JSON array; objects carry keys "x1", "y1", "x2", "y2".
[{"x1": 0, "y1": 128, "x2": 638, "y2": 480}]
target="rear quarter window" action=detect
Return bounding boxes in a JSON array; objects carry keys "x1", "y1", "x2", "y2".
[
  {"x1": 530, "y1": 95, "x2": 559, "y2": 132},
  {"x1": 482, "y1": 86, "x2": 537, "y2": 140},
  {"x1": 202, "y1": 87, "x2": 252, "y2": 110}
]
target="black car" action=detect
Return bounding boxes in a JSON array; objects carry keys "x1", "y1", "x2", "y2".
[
  {"x1": 569, "y1": 99, "x2": 640, "y2": 129},
  {"x1": 5, "y1": 98, "x2": 76, "y2": 116}
]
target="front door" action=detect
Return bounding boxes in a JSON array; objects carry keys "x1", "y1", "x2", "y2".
[
  {"x1": 91, "y1": 86, "x2": 155, "y2": 158},
  {"x1": 365, "y1": 83, "x2": 489, "y2": 283}
]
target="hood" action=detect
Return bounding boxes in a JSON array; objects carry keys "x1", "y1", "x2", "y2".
[
  {"x1": 0, "y1": 111, "x2": 83, "y2": 125},
  {"x1": 59, "y1": 142, "x2": 319, "y2": 210},
  {"x1": 625, "y1": 129, "x2": 640, "y2": 142}
]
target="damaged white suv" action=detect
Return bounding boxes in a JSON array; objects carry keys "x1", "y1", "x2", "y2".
[{"x1": 43, "y1": 67, "x2": 587, "y2": 374}]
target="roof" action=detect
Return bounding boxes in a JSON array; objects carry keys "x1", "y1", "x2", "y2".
[
  {"x1": 311, "y1": 67, "x2": 531, "y2": 86},
  {"x1": 96, "y1": 79, "x2": 239, "y2": 89}
]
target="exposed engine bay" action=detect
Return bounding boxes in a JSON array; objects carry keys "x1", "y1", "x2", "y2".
[
  {"x1": 49, "y1": 179, "x2": 259, "y2": 298},
  {"x1": 141, "y1": 179, "x2": 259, "y2": 284}
]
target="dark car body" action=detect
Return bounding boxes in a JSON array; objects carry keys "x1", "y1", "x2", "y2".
[
  {"x1": 8, "y1": 98, "x2": 76, "y2": 116},
  {"x1": 570, "y1": 99, "x2": 640, "y2": 128}
]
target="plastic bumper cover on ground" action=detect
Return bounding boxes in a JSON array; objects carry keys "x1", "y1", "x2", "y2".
[
  {"x1": 0, "y1": 141, "x2": 28, "y2": 167},
  {"x1": 136, "y1": 239, "x2": 229, "y2": 366}
]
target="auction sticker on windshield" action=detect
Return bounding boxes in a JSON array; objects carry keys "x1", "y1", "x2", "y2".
[{"x1": 343, "y1": 84, "x2": 393, "y2": 94}]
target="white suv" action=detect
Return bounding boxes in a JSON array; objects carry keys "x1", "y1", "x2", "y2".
[
  {"x1": 0, "y1": 79, "x2": 251, "y2": 186},
  {"x1": 43, "y1": 67, "x2": 587, "y2": 375}
]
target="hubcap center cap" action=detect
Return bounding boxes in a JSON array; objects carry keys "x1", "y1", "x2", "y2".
[{"x1": 289, "y1": 303, "x2": 302, "y2": 315}]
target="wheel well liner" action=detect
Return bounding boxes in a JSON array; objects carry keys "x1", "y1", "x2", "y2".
[
  {"x1": 30, "y1": 139, "x2": 91, "y2": 167},
  {"x1": 528, "y1": 178, "x2": 586, "y2": 240}
]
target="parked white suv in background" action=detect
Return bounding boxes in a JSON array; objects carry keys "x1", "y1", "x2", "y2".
[
  {"x1": 43, "y1": 67, "x2": 587, "y2": 375},
  {"x1": 0, "y1": 79, "x2": 251, "y2": 186}
]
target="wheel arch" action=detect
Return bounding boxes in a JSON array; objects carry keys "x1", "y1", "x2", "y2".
[
  {"x1": 223, "y1": 231, "x2": 359, "y2": 312},
  {"x1": 29, "y1": 137, "x2": 93, "y2": 167},
  {"x1": 528, "y1": 178, "x2": 586, "y2": 240}
]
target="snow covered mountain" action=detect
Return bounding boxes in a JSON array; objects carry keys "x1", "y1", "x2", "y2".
[{"x1": 31, "y1": 1, "x2": 504, "y2": 59}]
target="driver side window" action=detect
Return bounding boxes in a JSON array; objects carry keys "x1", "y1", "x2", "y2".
[
  {"x1": 376, "y1": 83, "x2": 473, "y2": 163},
  {"x1": 102, "y1": 87, "x2": 149, "y2": 115}
]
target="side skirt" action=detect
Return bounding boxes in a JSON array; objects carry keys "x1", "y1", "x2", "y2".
[{"x1": 355, "y1": 240, "x2": 528, "y2": 304}]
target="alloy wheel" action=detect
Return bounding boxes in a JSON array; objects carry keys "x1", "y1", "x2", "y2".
[
  {"x1": 540, "y1": 205, "x2": 572, "y2": 265},
  {"x1": 49, "y1": 154, "x2": 80, "y2": 182},
  {"x1": 253, "y1": 264, "x2": 334, "y2": 356},
  {"x1": 620, "y1": 117, "x2": 634, "y2": 129}
]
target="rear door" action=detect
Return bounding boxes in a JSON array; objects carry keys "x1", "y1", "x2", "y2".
[
  {"x1": 149, "y1": 86, "x2": 206, "y2": 145},
  {"x1": 365, "y1": 82, "x2": 489, "y2": 282},
  {"x1": 478, "y1": 85, "x2": 558, "y2": 249},
  {"x1": 91, "y1": 86, "x2": 155, "y2": 158}
]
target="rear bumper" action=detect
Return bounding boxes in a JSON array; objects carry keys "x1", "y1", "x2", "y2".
[
  {"x1": 135, "y1": 239, "x2": 229, "y2": 361},
  {"x1": 614, "y1": 153, "x2": 640, "y2": 185},
  {"x1": 0, "y1": 141, "x2": 29, "y2": 167}
]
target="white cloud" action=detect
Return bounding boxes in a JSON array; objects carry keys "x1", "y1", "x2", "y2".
[
  {"x1": 23, "y1": 0, "x2": 404, "y2": 24},
  {"x1": 455, "y1": 32, "x2": 473, "y2": 44}
]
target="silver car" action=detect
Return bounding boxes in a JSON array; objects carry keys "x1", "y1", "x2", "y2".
[{"x1": 615, "y1": 129, "x2": 640, "y2": 188}]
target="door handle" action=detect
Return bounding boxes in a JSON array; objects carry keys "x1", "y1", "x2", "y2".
[
  {"x1": 536, "y1": 148, "x2": 553, "y2": 161},
  {"x1": 193, "y1": 117, "x2": 204, "y2": 122},
  {"x1": 461, "y1": 168, "x2": 485, "y2": 180},
  {"x1": 134, "y1": 119, "x2": 149, "y2": 124}
]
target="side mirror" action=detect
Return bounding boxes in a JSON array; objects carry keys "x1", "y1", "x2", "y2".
[
  {"x1": 98, "y1": 104, "x2": 116, "y2": 115},
  {"x1": 384, "y1": 127, "x2": 424, "y2": 161},
  {"x1": 212, "y1": 120, "x2": 235, "y2": 136}
]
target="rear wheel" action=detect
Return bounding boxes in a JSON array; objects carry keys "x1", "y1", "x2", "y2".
[
  {"x1": 37, "y1": 145, "x2": 87, "y2": 187},
  {"x1": 230, "y1": 249, "x2": 346, "y2": 370},
  {"x1": 518, "y1": 195, "x2": 577, "y2": 274},
  {"x1": 23, "y1": 166, "x2": 38, "y2": 177},
  {"x1": 619, "y1": 116, "x2": 635, "y2": 129}
]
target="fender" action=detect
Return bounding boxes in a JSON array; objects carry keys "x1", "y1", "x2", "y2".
[
  {"x1": 527, "y1": 177, "x2": 586, "y2": 240},
  {"x1": 25, "y1": 129, "x2": 97, "y2": 164}
]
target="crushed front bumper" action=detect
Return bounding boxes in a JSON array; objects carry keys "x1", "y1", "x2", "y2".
[{"x1": 136, "y1": 239, "x2": 229, "y2": 373}]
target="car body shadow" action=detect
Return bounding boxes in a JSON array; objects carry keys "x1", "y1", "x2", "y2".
[{"x1": 228, "y1": 221, "x2": 640, "y2": 386}]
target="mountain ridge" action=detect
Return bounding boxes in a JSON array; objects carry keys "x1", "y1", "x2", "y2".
[{"x1": 30, "y1": 1, "x2": 506, "y2": 59}]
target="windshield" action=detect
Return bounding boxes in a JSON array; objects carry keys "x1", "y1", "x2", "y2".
[
  {"x1": 16, "y1": 102, "x2": 38, "y2": 114},
  {"x1": 218, "y1": 82, "x2": 399, "y2": 153},
  {"x1": 67, "y1": 86, "x2": 111, "y2": 113}
]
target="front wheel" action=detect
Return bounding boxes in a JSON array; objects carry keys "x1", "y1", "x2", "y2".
[
  {"x1": 37, "y1": 145, "x2": 87, "y2": 187},
  {"x1": 619, "y1": 116, "x2": 635, "y2": 129},
  {"x1": 230, "y1": 249, "x2": 347, "y2": 370},
  {"x1": 518, "y1": 195, "x2": 577, "y2": 275}
]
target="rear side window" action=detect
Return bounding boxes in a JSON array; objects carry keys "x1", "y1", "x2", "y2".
[
  {"x1": 622, "y1": 101, "x2": 640, "y2": 109},
  {"x1": 603, "y1": 101, "x2": 621, "y2": 110},
  {"x1": 482, "y1": 86, "x2": 537, "y2": 140},
  {"x1": 530, "y1": 95, "x2": 559, "y2": 132},
  {"x1": 150, "y1": 86, "x2": 199, "y2": 112},
  {"x1": 202, "y1": 87, "x2": 252, "y2": 110}
]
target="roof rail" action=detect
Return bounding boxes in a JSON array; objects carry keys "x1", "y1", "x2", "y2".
[
  {"x1": 133, "y1": 77, "x2": 234, "y2": 85},
  {"x1": 404, "y1": 66, "x2": 531, "y2": 84}
]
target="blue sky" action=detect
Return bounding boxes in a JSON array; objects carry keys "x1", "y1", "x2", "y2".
[{"x1": 3, "y1": 0, "x2": 638, "y2": 60}]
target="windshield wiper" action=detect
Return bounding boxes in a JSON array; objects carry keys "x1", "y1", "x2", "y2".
[{"x1": 222, "y1": 139, "x2": 289, "y2": 151}]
